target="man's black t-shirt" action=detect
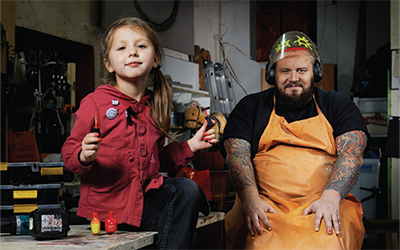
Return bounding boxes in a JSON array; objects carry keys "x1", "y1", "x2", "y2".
[{"x1": 222, "y1": 87, "x2": 369, "y2": 159}]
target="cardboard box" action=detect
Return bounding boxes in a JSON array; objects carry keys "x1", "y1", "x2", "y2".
[{"x1": 8, "y1": 131, "x2": 40, "y2": 163}]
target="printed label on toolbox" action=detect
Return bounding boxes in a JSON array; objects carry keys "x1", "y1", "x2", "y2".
[
  {"x1": 14, "y1": 190, "x2": 38, "y2": 199},
  {"x1": 14, "y1": 204, "x2": 38, "y2": 213},
  {"x1": 41, "y1": 167, "x2": 63, "y2": 176},
  {"x1": 41, "y1": 214, "x2": 62, "y2": 232}
]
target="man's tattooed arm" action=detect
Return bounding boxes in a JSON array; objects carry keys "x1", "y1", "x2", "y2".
[
  {"x1": 325, "y1": 130, "x2": 368, "y2": 200},
  {"x1": 224, "y1": 138, "x2": 256, "y2": 193}
]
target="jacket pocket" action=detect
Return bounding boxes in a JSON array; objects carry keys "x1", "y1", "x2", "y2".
[{"x1": 88, "y1": 172, "x2": 131, "y2": 210}]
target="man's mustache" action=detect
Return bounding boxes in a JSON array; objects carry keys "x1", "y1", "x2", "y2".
[{"x1": 285, "y1": 82, "x2": 302, "y2": 88}]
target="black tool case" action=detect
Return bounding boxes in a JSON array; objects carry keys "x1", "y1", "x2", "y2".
[
  {"x1": 6, "y1": 162, "x2": 73, "y2": 184},
  {"x1": 1, "y1": 183, "x2": 62, "y2": 208}
]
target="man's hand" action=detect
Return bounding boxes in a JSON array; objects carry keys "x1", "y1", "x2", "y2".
[
  {"x1": 302, "y1": 190, "x2": 341, "y2": 235},
  {"x1": 80, "y1": 132, "x2": 102, "y2": 165},
  {"x1": 224, "y1": 138, "x2": 277, "y2": 235},
  {"x1": 241, "y1": 191, "x2": 277, "y2": 235},
  {"x1": 302, "y1": 130, "x2": 367, "y2": 235}
]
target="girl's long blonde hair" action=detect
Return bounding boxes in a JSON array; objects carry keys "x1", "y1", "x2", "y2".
[{"x1": 100, "y1": 17, "x2": 173, "y2": 137}]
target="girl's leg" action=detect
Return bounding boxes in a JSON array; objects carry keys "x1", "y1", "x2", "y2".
[{"x1": 141, "y1": 177, "x2": 210, "y2": 250}]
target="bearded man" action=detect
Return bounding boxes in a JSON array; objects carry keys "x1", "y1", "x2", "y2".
[{"x1": 222, "y1": 31, "x2": 369, "y2": 249}]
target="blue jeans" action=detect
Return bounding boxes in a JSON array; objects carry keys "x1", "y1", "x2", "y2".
[{"x1": 138, "y1": 177, "x2": 210, "y2": 249}]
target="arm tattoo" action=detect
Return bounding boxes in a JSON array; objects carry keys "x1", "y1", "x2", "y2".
[
  {"x1": 325, "y1": 130, "x2": 367, "y2": 200},
  {"x1": 224, "y1": 138, "x2": 256, "y2": 193}
]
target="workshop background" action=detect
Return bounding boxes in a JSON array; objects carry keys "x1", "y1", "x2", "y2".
[{"x1": 1, "y1": 0, "x2": 399, "y2": 249}]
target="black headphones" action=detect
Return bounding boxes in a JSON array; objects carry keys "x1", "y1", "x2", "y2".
[{"x1": 265, "y1": 60, "x2": 323, "y2": 85}]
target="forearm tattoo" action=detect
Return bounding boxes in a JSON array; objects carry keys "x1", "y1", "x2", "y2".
[
  {"x1": 224, "y1": 138, "x2": 256, "y2": 193},
  {"x1": 325, "y1": 130, "x2": 367, "y2": 200}
]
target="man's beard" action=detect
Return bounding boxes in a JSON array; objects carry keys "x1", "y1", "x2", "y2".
[{"x1": 275, "y1": 80, "x2": 315, "y2": 109}]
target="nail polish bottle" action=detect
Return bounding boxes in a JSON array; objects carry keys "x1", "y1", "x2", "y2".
[
  {"x1": 91, "y1": 212, "x2": 100, "y2": 236},
  {"x1": 105, "y1": 211, "x2": 117, "y2": 234},
  {"x1": 203, "y1": 108, "x2": 213, "y2": 127}
]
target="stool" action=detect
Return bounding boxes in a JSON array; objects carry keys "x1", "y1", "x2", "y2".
[{"x1": 364, "y1": 219, "x2": 399, "y2": 249}]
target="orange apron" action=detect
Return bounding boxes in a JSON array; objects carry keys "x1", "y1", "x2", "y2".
[{"x1": 225, "y1": 96, "x2": 365, "y2": 249}]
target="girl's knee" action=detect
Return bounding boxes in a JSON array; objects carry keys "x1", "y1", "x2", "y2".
[{"x1": 175, "y1": 177, "x2": 202, "y2": 194}]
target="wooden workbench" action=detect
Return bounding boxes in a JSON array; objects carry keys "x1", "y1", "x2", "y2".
[{"x1": 0, "y1": 212, "x2": 225, "y2": 250}]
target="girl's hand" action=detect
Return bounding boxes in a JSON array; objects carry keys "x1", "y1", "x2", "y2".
[
  {"x1": 79, "y1": 133, "x2": 102, "y2": 165},
  {"x1": 187, "y1": 119, "x2": 218, "y2": 153}
]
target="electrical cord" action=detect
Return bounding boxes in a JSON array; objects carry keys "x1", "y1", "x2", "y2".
[{"x1": 214, "y1": 35, "x2": 249, "y2": 95}]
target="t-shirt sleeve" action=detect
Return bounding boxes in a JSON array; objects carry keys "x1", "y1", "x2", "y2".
[
  {"x1": 325, "y1": 91, "x2": 369, "y2": 139},
  {"x1": 221, "y1": 94, "x2": 259, "y2": 158}
]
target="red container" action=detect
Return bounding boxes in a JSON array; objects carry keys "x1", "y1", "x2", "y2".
[{"x1": 105, "y1": 211, "x2": 117, "y2": 234}]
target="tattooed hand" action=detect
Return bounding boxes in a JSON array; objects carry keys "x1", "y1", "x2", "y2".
[
  {"x1": 302, "y1": 130, "x2": 367, "y2": 234},
  {"x1": 224, "y1": 138, "x2": 277, "y2": 235}
]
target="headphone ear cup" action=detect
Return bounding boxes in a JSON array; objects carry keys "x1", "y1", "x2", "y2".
[
  {"x1": 265, "y1": 62, "x2": 275, "y2": 85},
  {"x1": 313, "y1": 60, "x2": 323, "y2": 83}
]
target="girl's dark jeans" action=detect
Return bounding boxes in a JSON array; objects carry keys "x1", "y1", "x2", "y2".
[{"x1": 125, "y1": 177, "x2": 210, "y2": 250}]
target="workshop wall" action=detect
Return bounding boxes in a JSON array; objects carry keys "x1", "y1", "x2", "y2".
[
  {"x1": 193, "y1": 0, "x2": 221, "y2": 64},
  {"x1": 317, "y1": 0, "x2": 390, "y2": 96},
  {"x1": 390, "y1": 0, "x2": 399, "y2": 221},
  {"x1": 103, "y1": 0, "x2": 194, "y2": 56},
  {"x1": 11, "y1": 0, "x2": 392, "y2": 102},
  {"x1": 15, "y1": 0, "x2": 103, "y2": 86}
]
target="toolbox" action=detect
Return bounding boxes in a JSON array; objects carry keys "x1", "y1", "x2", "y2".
[
  {"x1": 38, "y1": 162, "x2": 74, "y2": 183},
  {"x1": 1, "y1": 204, "x2": 63, "y2": 218},
  {"x1": 1, "y1": 184, "x2": 62, "y2": 206},
  {"x1": 1, "y1": 162, "x2": 10, "y2": 185},
  {"x1": 6, "y1": 162, "x2": 73, "y2": 184},
  {"x1": 0, "y1": 185, "x2": 13, "y2": 205},
  {"x1": 0, "y1": 205, "x2": 14, "y2": 218}
]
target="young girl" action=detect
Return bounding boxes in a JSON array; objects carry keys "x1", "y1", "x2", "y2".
[{"x1": 61, "y1": 17, "x2": 217, "y2": 249}]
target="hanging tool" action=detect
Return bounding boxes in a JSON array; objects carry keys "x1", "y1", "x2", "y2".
[{"x1": 359, "y1": 186, "x2": 382, "y2": 203}]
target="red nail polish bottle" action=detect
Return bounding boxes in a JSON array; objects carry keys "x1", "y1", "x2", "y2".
[{"x1": 105, "y1": 211, "x2": 117, "y2": 234}]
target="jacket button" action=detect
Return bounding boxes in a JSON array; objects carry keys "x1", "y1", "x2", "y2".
[
  {"x1": 137, "y1": 104, "x2": 143, "y2": 112},
  {"x1": 138, "y1": 124, "x2": 146, "y2": 135},
  {"x1": 140, "y1": 171, "x2": 146, "y2": 181},
  {"x1": 139, "y1": 147, "x2": 147, "y2": 157}
]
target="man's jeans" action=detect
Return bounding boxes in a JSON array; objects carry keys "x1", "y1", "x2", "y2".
[{"x1": 140, "y1": 177, "x2": 210, "y2": 249}]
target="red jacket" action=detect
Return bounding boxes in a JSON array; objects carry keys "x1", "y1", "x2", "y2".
[{"x1": 61, "y1": 85, "x2": 195, "y2": 226}]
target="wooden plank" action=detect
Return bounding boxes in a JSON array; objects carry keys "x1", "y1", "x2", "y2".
[
  {"x1": 67, "y1": 63, "x2": 76, "y2": 129},
  {"x1": 1, "y1": 0, "x2": 15, "y2": 161},
  {"x1": 194, "y1": 45, "x2": 205, "y2": 91},
  {"x1": 261, "y1": 69, "x2": 271, "y2": 91},
  {"x1": 0, "y1": 0, "x2": 16, "y2": 48},
  {"x1": 0, "y1": 225, "x2": 157, "y2": 250},
  {"x1": 315, "y1": 64, "x2": 336, "y2": 91},
  {"x1": 0, "y1": 212, "x2": 225, "y2": 250}
]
